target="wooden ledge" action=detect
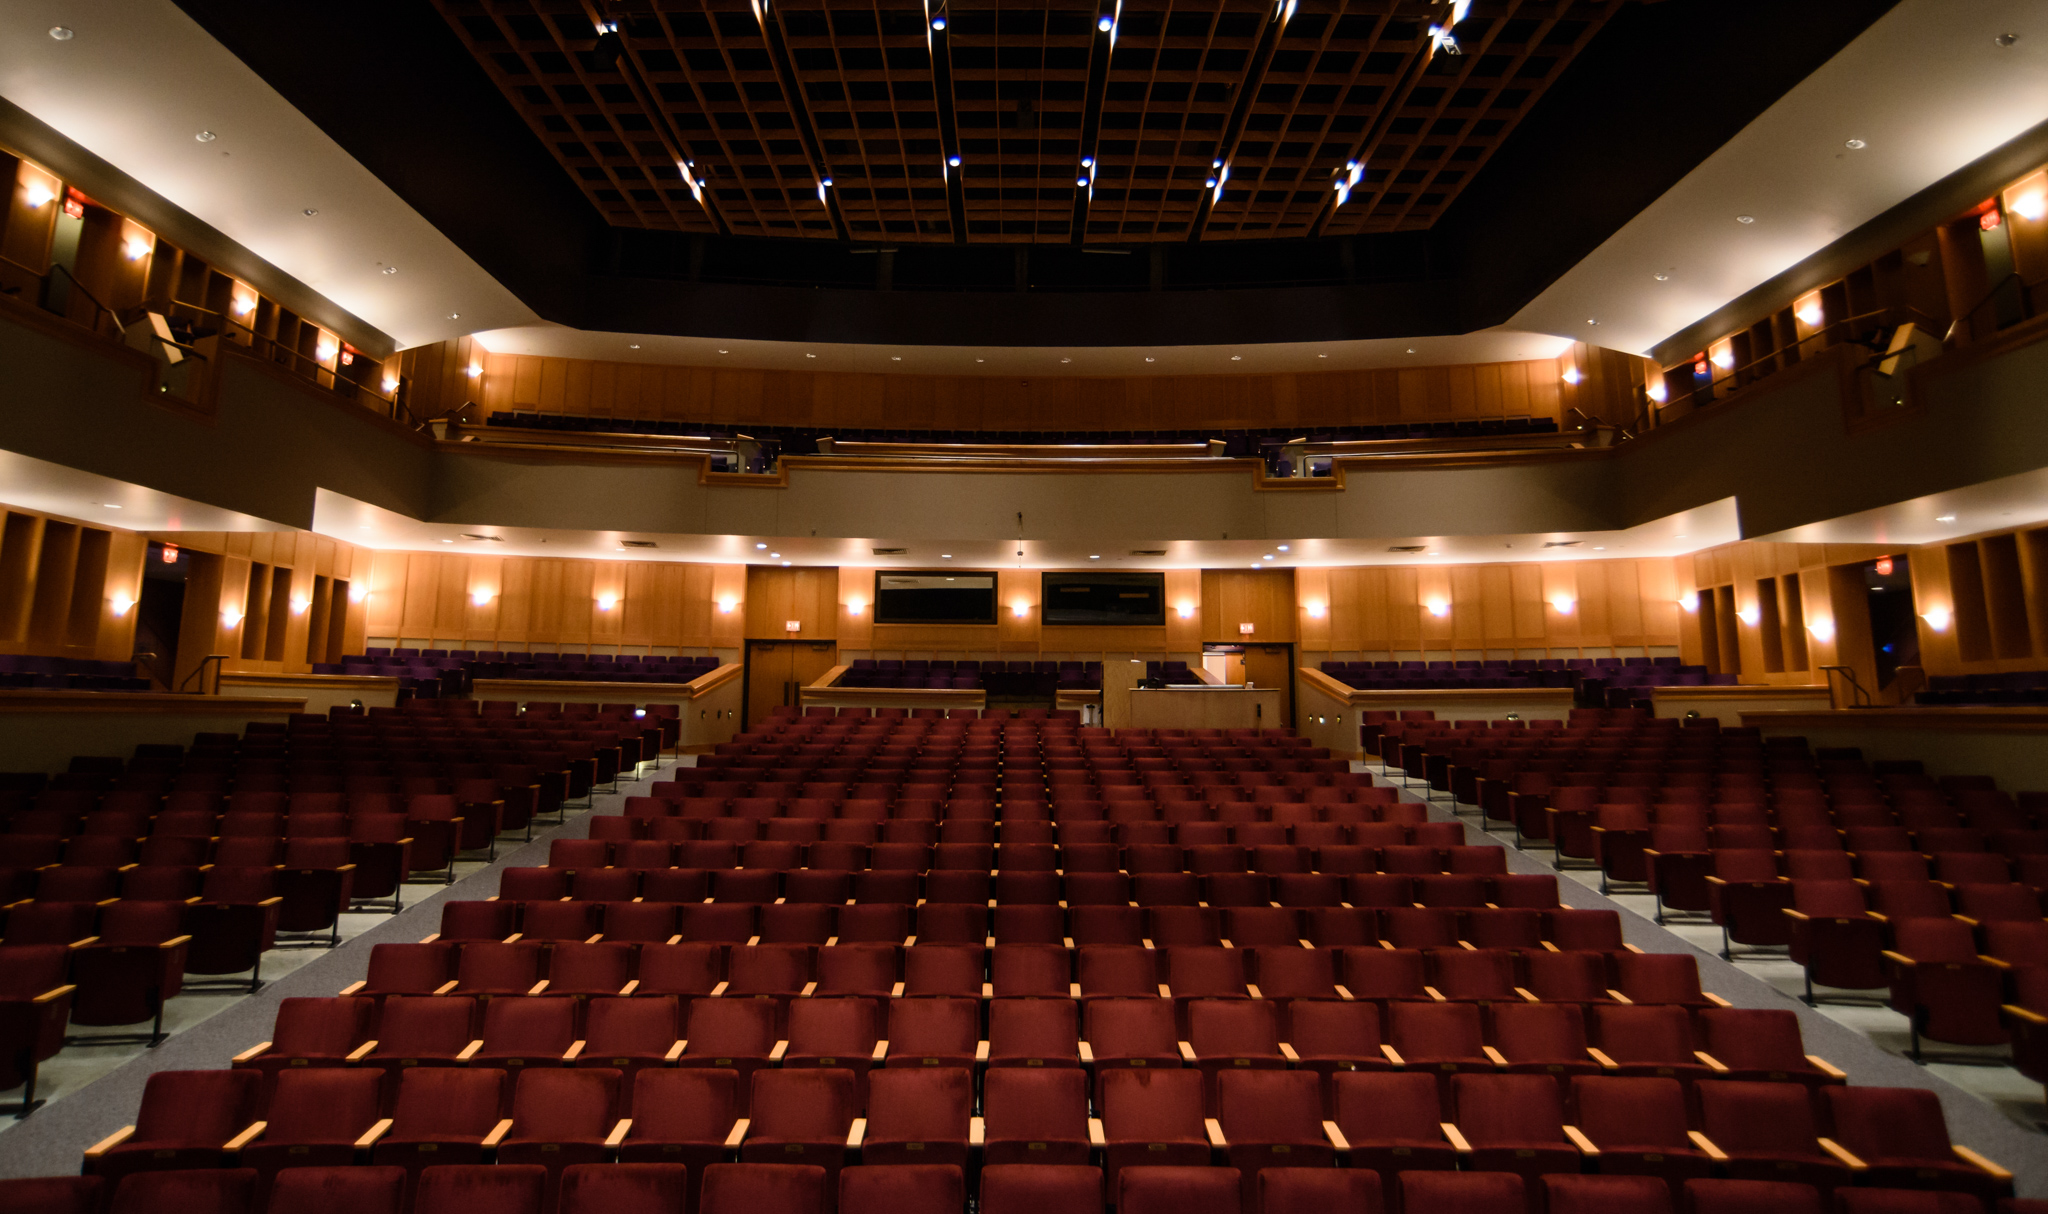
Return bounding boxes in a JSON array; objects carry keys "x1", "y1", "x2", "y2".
[
  {"x1": 0, "y1": 690, "x2": 305, "y2": 715},
  {"x1": 1740, "y1": 707, "x2": 2048, "y2": 734}
]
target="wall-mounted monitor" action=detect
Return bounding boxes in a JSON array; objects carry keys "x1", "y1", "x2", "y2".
[
  {"x1": 874, "y1": 571, "x2": 998, "y2": 624},
  {"x1": 1043, "y1": 571, "x2": 1166, "y2": 626}
]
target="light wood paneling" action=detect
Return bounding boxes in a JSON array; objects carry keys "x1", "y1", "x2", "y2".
[{"x1": 443, "y1": 348, "x2": 1576, "y2": 434}]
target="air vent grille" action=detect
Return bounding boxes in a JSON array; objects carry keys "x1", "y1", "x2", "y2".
[
  {"x1": 1543, "y1": 540, "x2": 1582, "y2": 548},
  {"x1": 872, "y1": 547, "x2": 907, "y2": 556},
  {"x1": 1387, "y1": 545, "x2": 1426, "y2": 553},
  {"x1": 461, "y1": 534, "x2": 504, "y2": 542},
  {"x1": 1130, "y1": 549, "x2": 1167, "y2": 557},
  {"x1": 619, "y1": 540, "x2": 658, "y2": 548}
]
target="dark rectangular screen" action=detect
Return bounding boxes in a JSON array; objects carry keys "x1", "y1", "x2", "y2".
[
  {"x1": 1042, "y1": 571, "x2": 1166, "y2": 626},
  {"x1": 874, "y1": 571, "x2": 998, "y2": 624}
]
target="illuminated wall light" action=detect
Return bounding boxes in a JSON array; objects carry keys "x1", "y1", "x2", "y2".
[
  {"x1": 1710, "y1": 345, "x2": 1735, "y2": 370},
  {"x1": 2013, "y1": 191, "x2": 2046, "y2": 221},
  {"x1": 1677, "y1": 592, "x2": 1698, "y2": 613},
  {"x1": 465, "y1": 364, "x2": 482, "y2": 378},
  {"x1": 221, "y1": 608, "x2": 244, "y2": 629},
  {"x1": 596, "y1": 593, "x2": 619, "y2": 611},
  {"x1": 718, "y1": 596, "x2": 739, "y2": 614},
  {"x1": 290, "y1": 597, "x2": 310, "y2": 615},
  {"x1": 1560, "y1": 367, "x2": 1582, "y2": 386},
  {"x1": 315, "y1": 340, "x2": 338, "y2": 363},
  {"x1": 109, "y1": 594, "x2": 134, "y2": 616},
  {"x1": 23, "y1": 181, "x2": 55, "y2": 209},
  {"x1": 1304, "y1": 601, "x2": 1326, "y2": 619},
  {"x1": 1647, "y1": 380, "x2": 1668, "y2": 404},
  {"x1": 1920, "y1": 606, "x2": 1951, "y2": 632},
  {"x1": 1176, "y1": 603, "x2": 1195, "y2": 620},
  {"x1": 1874, "y1": 556, "x2": 1894, "y2": 576},
  {"x1": 1549, "y1": 595, "x2": 1576, "y2": 615},
  {"x1": 1735, "y1": 608, "x2": 1759, "y2": 626},
  {"x1": 1239, "y1": 623, "x2": 1255, "y2": 635},
  {"x1": 1795, "y1": 296, "x2": 1824, "y2": 327},
  {"x1": 470, "y1": 589, "x2": 494, "y2": 608},
  {"x1": 349, "y1": 585, "x2": 370, "y2": 603},
  {"x1": 381, "y1": 376, "x2": 399, "y2": 393},
  {"x1": 1012, "y1": 601, "x2": 1031, "y2": 619},
  {"x1": 231, "y1": 295, "x2": 256, "y2": 317},
  {"x1": 845, "y1": 599, "x2": 865, "y2": 615},
  {"x1": 1424, "y1": 599, "x2": 1450, "y2": 618},
  {"x1": 123, "y1": 236, "x2": 152, "y2": 261},
  {"x1": 1807, "y1": 617, "x2": 1835, "y2": 642}
]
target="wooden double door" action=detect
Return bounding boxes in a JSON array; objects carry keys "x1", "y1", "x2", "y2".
[{"x1": 746, "y1": 640, "x2": 839, "y2": 725}]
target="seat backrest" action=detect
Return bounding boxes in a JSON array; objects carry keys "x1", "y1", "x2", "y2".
[
  {"x1": 264, "y1": 1168, "x2": 405, "y2": 1214},
  {"x1": 699, "y1": 1164, "x2": 828, "y2": 1214},
  {"x1": 413, "y1": 1165, "x2": 545, "y2": 1214},
  {"x1": 1822, "y1": 1086, "x2": 1954, "y2": 1162},
  {"x1": 375, "y1": 995, "x2": 478, "y2": 1053},
  {"x1": 511, "y1": 1068, "x2": 620, "y2": 1139},
  {"x1": 748, "y1": 1068, "x2": 858, "y2": 1140},
  {"x1": 582, "y1": 996, "x2": 681, "y2": 1055},
  {"x1": 106, "y1": 1171, "x2": 260, "y2": 1214},
  {"x1": 1216, "y1": 1068, "x2": 1322, "y2": 1140},
  {"x1": 628, "y1": 1069, "x2": 740, "y2": 1140},
  {"x1": 1695, "y1": 1080, "x2": 1818, "y2": 1151},
  {"x1": 557, "y1": 1164, "x2": 690, "y2": 1214},
  {"x1": 1117, "y1": 1165, "x2": 1242, "y2": 1214},
  {"x1": 885, "y1": 996, "x2": 980, "y2": 1056},
  {"x1": 1388, "y1": 1000, "x2": 1484, "y2": 1057},
  {"x1": 867, "y1": 1067, "x2": 973, "y2": 1140},
  {"x1": 265, "y1": 1069, "x2": 385, "y2": 1141},
  {"x1": 1100, "y1": 1067, "x2": 1205, "y2": 1139},
  {"x1": 1570, "y1": 1076, "x2": 1693, "y2": 1150},
  {"x1": 1330, "y1": 1071, "x2": 1443, "y2": 1141},
  {"x1": 387, "y1": 1068, "x2": 508, "y2": 1138},
  {"x1": 133, "y1": 1070, "x2": 263, "y2": 1144},
  {"x1": 1450, "y1": 1074, "x2": 1564, "y2": 1143}
]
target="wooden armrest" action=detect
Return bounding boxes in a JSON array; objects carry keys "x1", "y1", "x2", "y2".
[
  {"x1": 723, "y1": 1118, "x2": 750, "y2": 1149},
  {"x1": 1278, "y1": 1042, "x2": 1300, "y2": 1063},
  {"x1": 1089, "y1": 1118, "x2": 1106, "y2": 1148},
  {"x1": 563, "y1": 1041, "x2": 585, "y2": 1061},
  {"x1": 1299, "y1": 939, "x2": 1315, "y2": 949},
  {"x1": 1694, "y1": 1051, "x2": 1729, "y2": 1073},
  {"x1": 619, "y1": 980, "x2": 640, "y2": 996},
  {"x1": 502, "y1": 933, "x2": 524, "y2": 944},
  {"x1": 1586, "y1": 1047, "x2": 1618, "y2": 1070},
  {"x1": 84, "y1": 1126, "x2": 135, "y2": 1160},
  {"x1": 604, "y1": 1119, "x2": 632, "y2": 1149},
  {"x1": 1687, "y1": 1131, "x2": 1728, "y2": 1162},
  {"x1": 1323, "y1": 1121, "x2": 1350, "y2": 1153},
  {"x1": 433, "y1": 980, "x2": 459, "y2": 996},
  {"x1": 1070, "y1": 983, "x2": 1084, "y2": 999},
  {"x1": 339, "y1": 981, "x2": 367, "y2": 996},
  {"x1": 223, "y1": 1122, "x2": 267, "y2": 1152},
  {"x1": 1205, "y1": 1118, "x2": 1227, "y2": 1148},
  {"x1": 1783, "y1": 909, "x2": 1811, "y2": 922},
  {"x1": 1703, "y1": 992, "x2": 1733, "y2": 1009},
  {"x1": 257, "y1": 897, "x2": 283, "y2": 908},
  {"x1": 160, "y1": 935, "x2": 192, "y2": 949},
  {"x1": 1178, "y1": 1041, "x2": 1198, "y2": 1062},
  {"x1": 347, "y1": 1041, "x2": 379, "y2": 1062},
  {"x1": 1953, "y1": 1145, "x2": 2012, "y2": 1180},
  {"x1": 419, "y1": 933, "x2": 441, "y2": 944},
  {"x1": 1562, "y1": 1125, "x2": 1599, "y2": 1157},
  {"x1": 1244, "y1": 983, "x2": 1263, "y2": 999},
  {"x1": 1803, "y1": 1053, "x2": 1847, "y2": 1080},
  {"x1": 232, "y1": 1041, "x2": 273, "y2": 1065},
  {"x1": 665, "y1": 1041, "x2": 687, "y2": 1062},
  {"x1": 969, "y1": 1117, "x2": 985, "y2": 1146},
  {"x1": 769, "y1": 1040, "x2": 789, "y2": 1062},
  {"x1": 2003, "y1": 1004, "x2": 2048, "y2": 1026},
  {"x1": 1606, "y1": 990, "x2": 1632, "y2": 1004},
  {"x1": 482, "y1": 1119, "x2": 514, "y2": 1148},
  {"x1": 1482, "y1": 1046, "x2": 1508, "y2": 1066},
  {"x1": 527, "y1": 980, "x2": 550, "y2": 996},
  {"x1": 981, "y1": 983, "x2": 994, "y2": 998},
  {"x1": 976, "y1": 1040, "x2": 991, "y2": 1063},
  {"x1": 1880, "y1": 950, "x2": 1914, "y2": 968},
  {"x1": 1817, "y1": 1138, "x2": 1867, "y2": 1170},
  {"x1": 1423, "y1": 986, "x2": 1447, "y2": 1002},
  {"x1": 890, "y1": 982, "x2": 905, "y2": 998},
  {"x1": 1440, "y1": 1122, "x2": 1472, "y2": 1153},
  {"x1": 1078, "y1": 1041, "x2": 1094, "y2": 1064},
  {"x1": 1380, "y1": 1043, "x2": 1405, "y2": 1067},
  {"x1": 710, "y1": 981, "x2": 730, "y2": 997},
  {"x1": 665, "y1": 935, "x2": 683, "y2": 946},
  {"x1": 355, "y1": 1119, "x2": 393, "y2": 1150},
  {"x1": 457, "y1": 1040, "x2": 483, "y2": 1062},
  {"x1": 1334, "y1": 984, "x2": 1356, "y2": 1002},
  {"x1": 846, "y1": 1118, "x2": 866, "y2": 1148},
  {"x1": 1622, "y1": 944, "x2": 1644, "y2": 954}
]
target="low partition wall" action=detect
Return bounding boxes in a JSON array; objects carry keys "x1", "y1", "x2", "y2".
[
  {"x1": 1296, "y1": 667, "x2": 1578, "y2": 758},
  {"x1": 472, "y1": 664, "x2": 745, "y2": 753},
  {"x1": 799, "y1": 685, "x2": 989, "y2": 715},
  {"x1": 1650, "y1": 684, "x2": 1833, "y2": 725},
  {"x1": 0, "y1": 690, "x2": 305, "y2": 773},
  {"x1": 218, "y1": 673, "x2": 401, "y2": 715},
  {"x1": 1127, "y1": 687, "x2": 1284, "y2": 732},
  {"x1": 1741, "y1": 708, "x2": 2048, "y2": 791}
]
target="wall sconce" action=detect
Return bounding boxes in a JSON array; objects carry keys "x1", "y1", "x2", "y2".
[
  {"x1": 785, "y1": 620, "x2": 802, "y2": 632},
  {"x1": 470, "y1": 589, "x2": 494, "y2": 608},
  {"x1": 1176, "y1": 603, "x2": 1195, "y2": 620},
  {"x1": 23, "y1": 181, "x2": 55, "y2": 209},
  {"x1": 1736, "y1": 608, "x2": 1759, "y2": 626},
  {"x1": 1239, "y1": 623, "x2": 1255, "y2": 635},
  {"x1": 596, "y1": 593, "x2": 618, "y2": 611},
  {"x1": 1012, "y1": 602, "x2": 1031, "y2": 619},
  {"x1": 1647, "y1": 379, "x2": 1668, "y2": 404},
  {"x1": 1807, "y1": 617, "x2": 1835, "y2": 642},
  {"x1": 844, "y1": 598, "x2": 865, "y2": 615},
  {"x1": 1677, "y1": 592, "x2": 1698, "y2": 613},
  {"x1": 2014, "y1": 191, "x2": 2046, "y2": 221},
  {"x1": 1710, "y1": 345, "x2": 1735, "y2": 370},
  {"x1": 231, "y1": 294, "x2": 256, "y2": 317},
  {"x1": 465, "y1": 364, "x2": 482, "y2": 378},
  {"x1": 1795, "y1": 295, "x2": 1824, "y2": 327},
  {"x1": 291, "y1": 597, "x2": 310, "y2": 615},
  {"x1": 1549, "y1": 595, "x2": 1576, "y2": 615},
  {"x1": 109, "y1": 594, "x2": 134, "y2": 616},
  {"x1": 1304, "y1": 601, "x2": 1326, "y2": 619},
  {"x1": 315, "y1": 339, "x2": 338, "y2": 363},
  {"x1": 1424, "y1": 599, "x2": 1450, "y2": 618},
  {"x1": 123, "y1": 236, "x2": 152, "y2": 261},
  {"x1": 349, "y1": 585, "x2": 370, "y2": 604},
  {"x1": 381, "y1": 376, "x2": 400, "y2": 393},
  {"x1": 221, "y1": 608, "x2": 244, "y2": 628},
  {"x1": 1560, "y1": 367, "x2": 1582, "y2": 386},
  {"x1": 718, "y1": 596, "x2": 739, "y2": 614},
  {"x1": 1920, "y1": 606, "x2": 1951, "y2": 632}
]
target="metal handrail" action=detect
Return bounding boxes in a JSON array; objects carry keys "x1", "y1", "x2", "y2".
[
  {"x1": 178, "y1": 654, "x2": 228, "y2": 696},
  {"x1": 1943, "y1": 272, "x2": 2033, "y2": 343},
  {"x1": 1668, "y1": 306, "x2": 1937, "y2": 405},
  {"x1": 1819, "y1": 664, "x2": 1871, "y2": 709},
  {"x1": 47, "y1": 264, "x2": 124, "y2": 338}
]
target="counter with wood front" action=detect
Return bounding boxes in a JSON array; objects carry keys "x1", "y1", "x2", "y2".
[{"x1": 1126, "y1": 685, "x2": 1285, "y2": 732}]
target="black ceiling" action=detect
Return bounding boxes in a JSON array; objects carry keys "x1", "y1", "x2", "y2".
[{"x1": 172, "y1": 0, "x2": 1898, "y2": 348}]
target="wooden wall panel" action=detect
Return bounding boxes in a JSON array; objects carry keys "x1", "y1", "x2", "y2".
[{"x1": 465, "y1": 347, "x2": 1580, "y2": 434}]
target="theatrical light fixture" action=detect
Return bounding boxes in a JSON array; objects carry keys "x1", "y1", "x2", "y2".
[
  {"x1": 948, "y1": 155, "x2": 961, "y2": 167},
  {"x1": 931, "y1": 15, "x2": 946, "y2": 29},
  {"x1": 1098, "y1": 15, "x2": 1114, "y2": 31}
]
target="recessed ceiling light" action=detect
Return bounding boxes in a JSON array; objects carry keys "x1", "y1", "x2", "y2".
[
  {"x1": 1653, "y1": 273, "x2": 1669, "y2": 281},
  {"x1": 101, "y1": 503, "x2": 121, "y2": 509},
  {"x1": 770, "y1": 552, "x2": 781, "y2": 558},
  {"x1": 1843, "y1": 138, "x2": 1866, "y2": 150},
  {"x1": 628, "y1": 344, "x2": 640, "y2": 349},
  {"x1": 891, "y1": 356, "x2": 902, "y2": 361},
  {"x1": 1586, "y1": 318, "x2": 1598, "y2": 326},
  {"x1": 1735, "y1": 215, "x2": 1755, "y2": 224},
  {"x1": 942, "y1": 554, "x2": 952, "y2": 559},
  {"x1": 1230, "y1": 355, "x2": 1242, "y2": 361},
  {"x1": 976, "y1": 358, "x2": 985, "y2": 363},
  {"x1": 718, "y1": 349, "x2": 729, "y2": 354},
  {"x1": 805, "y1": 353, "x2": 816, "y2": 359},
  {"x1": 1277, "y1": 545, "x2": 1289, "y2": 551},
  {"x1": 1675, "y1": 535, "x2": 1688, "y2": 540},
  {"x1": 440, "y1": 539, "x2": 453, "y2": 544},
  {"x1": 756, "y1": 543, "x2": 767, "y2": 549},
  {"x1": 303, "y1": 208, "x2": 319, "y2": 217},
  {"x1": 195, "y1": 131, "x2": 217, "y2": 143},
  {"x1": 1935, "y1": 514, "x2": 1956, "y2": 523},
  {"x1": 1262, "y1": 554, "x2": 1273, "y2": 560},
  {"x1": 1144, "y1": 357, "x2": 1155, "y2": 363},
  {"x1": 1994, "y1": 32, "x2": 2017, "y2": 47},
  {"x1": 1089, "y1": 555, "x2": 1100, "y2": 560},
  {"x1": 448, "y1": 313, "x2": 460, "y2": 320},
  {"x1": 1593, "y1": 546, "x2": 1605, "y2": 551},
  {"x1": 382, "y1": 266, "x2": 398, "y2": 275},
  {"x1": 1317, "y1": 354, "x2": 1327, "y2": 358},
  {"x1": 1405, "y1": 348, "x2": 1416, "y2": 354},
  {"x1": 49, "y1": 27, "x2": 74, "y2": 40},
  {"x1": 1060, "y1": 358, "x2": 1071, "y2": 364},
  {"x1": 781, "y1": 561, "x2": 791, "y2": 567}
]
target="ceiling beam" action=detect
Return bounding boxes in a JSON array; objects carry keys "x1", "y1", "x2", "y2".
[
  {"x1": 1070, "y1": 6, "x2": 1118, "y2": 246},
  {"x1": 1189, "y1": 0, "x2": 1295, "y2": 242},
  {"x1": 924, "y1": 0, "x2": 969, "y2": 243},
  {"x1": 575, "y1": 4, "x2": 733, "y2": 236},
  {"x1": 751, "y1": 0, "x2": 851, "y2": 241}
]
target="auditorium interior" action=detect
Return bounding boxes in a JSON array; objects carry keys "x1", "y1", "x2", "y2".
[{"x1": 1, "y1": 1, "x2": 2047, "y2": 1213}]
